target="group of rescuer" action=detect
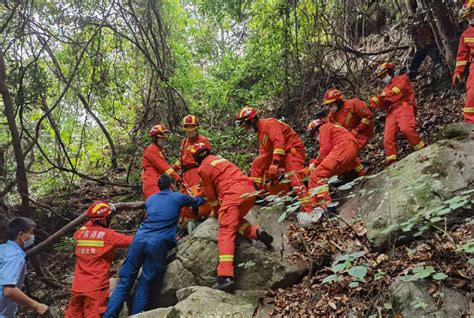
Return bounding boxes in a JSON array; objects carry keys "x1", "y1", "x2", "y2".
[{"x1": 3, "y1": 3, "x2": 474, "y2": 317}]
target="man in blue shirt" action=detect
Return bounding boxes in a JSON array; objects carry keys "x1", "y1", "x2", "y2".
[
  {"x1": 105, "y1": 174, "x2": 206, "y2": 317},
  {"x1": 0, "y1": 217, "x2": 48, "y2": 317}
]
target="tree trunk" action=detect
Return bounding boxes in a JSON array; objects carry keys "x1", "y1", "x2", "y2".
[
  {"x1": 421, "y1": 0, "x2": 458, "y2": 68},
  {"x1": 0, "y1": 50, "x2": 31, "y2": 216},
  {"x1": 404, "y1": 0, "x2": 416, "y2": 15}
]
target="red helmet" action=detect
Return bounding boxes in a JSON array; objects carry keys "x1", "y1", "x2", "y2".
[
  {"x1": 460, "y1": 0, "x2": 474, "y2": 17},
  {"x1": 374, "y1": 63, "x2": 394, "y2": 78},
  {"x1": 86, "y1": 201, "x2": 115, "y2": 219},
  {"x1": 235, "y1": 107, "x2": 258, "y2": 128},
  {"x1": 307, "y1": 119, "x2": 325, "y2": 136},
  {"x1": 323, "y1": 88, "x2": 343, "y2": 105},
  {"x1": 182, "y1": 115, "x2": 199, "y2": 132},
  {"x1": 149, "y1": 124, "x2": 171, "y2": 138},
  {"x1": 190, "y1": 142, "x2": 211, "y2": 163}
]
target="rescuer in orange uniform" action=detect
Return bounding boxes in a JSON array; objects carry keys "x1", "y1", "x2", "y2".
[
  {"x1": 369, "y1": 63, "x2": 426, "y2": 165},
  {"x1": 192, "y1": 143, "x2": 273, "y2": 292},
  {"x1": 235, "y1": 107, "x2": 313, "y2": 213},
  {"x1": 307, "y1": 119, "x2": 365, "y2": 209},
  {"x1": 172, "y1": 115, "x2": 213, "y2": 231},
  {"x1": 324, "y1": 88, "x2": 374, "y2": 149},
  {"x1": 66, "y1": 201, "x2": 133, "y2": 318},
  {"x1": 141, "y1": 124, "x2": 181, "y2": 198},
  {"x1": 453, "y1": 1, "x2": 474, "y2": 123},
  {"x1": 172, "y1": 115, "x2": 212, "y2": 187}
]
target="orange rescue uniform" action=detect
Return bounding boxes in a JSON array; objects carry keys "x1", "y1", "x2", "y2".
[
  {"x1": 309, "y1": 123, "x2": 363, "y2": 207},
  {"x1": 371, "y1": 74, "x2": 426, "y2": 163},
  {"x1": 454, "y1": 25, "x2": 474, "y2": 123},
  {"x1": 198, "y1": 155, "x2": 259, "y2": 278},
  {"x1": 141, "y1": 143, "x2": 181, "y2": 199},
  {"x1": 173, "y1": 134, "x2": 212, "y2": 225},
  {"x1": 328, "y1": 98, "x2": 374, "y2": 149},
  {"x1": 173, "y1": 134, "x2": 212, "y2": 187},
  {"x1": 251, "y1": 118, "x2": 312, "y2": 212},
  {"x1": 66, "y1": 221, "x2": 133, "y2": 318}
]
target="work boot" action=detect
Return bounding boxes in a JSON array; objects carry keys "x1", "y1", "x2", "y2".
[
  {"x1": 212, "y1": 276, "x2": 235, "y2": 292},
  {"x1": 256, "y1": 229, "x2": 273, "y2": 248}
]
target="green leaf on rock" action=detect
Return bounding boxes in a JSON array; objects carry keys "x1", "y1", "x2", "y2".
[
  {"x1": 432, "y1": 273, "x2": 448, "y2": 281},
  {"x1": 347, "y1": 265, "x2": 367, "y2": 281}
]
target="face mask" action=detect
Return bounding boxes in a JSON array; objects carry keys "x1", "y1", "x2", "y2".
[
  {"x1": 329, "y1": 105, "x2": 339, "y2": 113},
  {"x1": 22, "y1": 234, "x2": 35, "y2": 248},
  {"x1": 382, "y1": 75, "x2": 392, "y2": 84},
  {"x1": 156, "y1": 138, "x2": 167, "y2": 147},
  {"x1": 185, "y1": 130, "x2": 198, "y2": 138}
]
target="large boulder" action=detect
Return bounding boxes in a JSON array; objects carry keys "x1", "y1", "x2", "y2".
[
  {"x1": 388, "y1": 278, "x2": 470, "y2": 317},
  {"x1": 154, "y1": 204, "x2": 308, "y2": 307},
  {"x1": 340, "y1": 123, "x2": 474, "y2": 249},
  {"x1": 132, "y1": 286, "x2": 260, "y2": 318}
]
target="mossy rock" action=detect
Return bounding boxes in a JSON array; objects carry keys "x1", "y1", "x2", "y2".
[
  {"x1": 352, "y1": 125, "x2": 474, "y2": 250},
  {"x1": 435, "y1": 122, "x2": 474, "y2": 142}
]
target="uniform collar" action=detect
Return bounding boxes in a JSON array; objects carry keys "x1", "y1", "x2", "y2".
[{"x1": 7, "y1": 240, "x2": 26, "y2": 257}]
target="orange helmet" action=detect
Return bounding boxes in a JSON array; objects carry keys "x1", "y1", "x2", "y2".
[
  {"x1": 307, "y1": 119, "x2": 325, "y2": 136},
  {"x1": 374, "y1": 63, "x2": 394, "y2": 78},
  {"x1": 86, "y1": 201, "x2": 115, "y2": 219},
  {"x1": 190, "y1": 142, "x2": 211, "y2": 163},
  {"x1": 460, "y1": 0, "x2": 474, "y2": 17},
  {"x1": 235, "y1": 107, "x2": 258, "y2": 128},
  {"x1": 323, "y1": 88, "x2": 343, "y2": 105},
  {"x1": 149, "y1": 124, "x2": 170, "y2": 138},
  {"x1": 182, "y1": 115, "x2": 199, "y2": 132}
]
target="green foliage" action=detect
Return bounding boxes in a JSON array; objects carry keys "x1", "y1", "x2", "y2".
[
  {"x1": 322, "y1": 251, "x2": 368, "y2": 287},
  {"x1": 54, "y1": 236, "x2": 75, "y2": 254},
  {"x1": 400, "y1": 266, "x2": 448, "y2": 282},
  {"x1": 381, "y1": 192, "x2": 473, "y2": 237}
]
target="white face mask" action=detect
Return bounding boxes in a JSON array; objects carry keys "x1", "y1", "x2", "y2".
[
  {"x1": 329, "y1": 105, "x2": 339, "y2": 113},
  {"x1": 382, "y1": 75, "x2": 392, "y2": 84},
  {"x1": 185, "y1": 130, "x2": 198, "y2": 138},
  {"x1": 22, "y1": 234, "x2": 35, "y2": 248}
]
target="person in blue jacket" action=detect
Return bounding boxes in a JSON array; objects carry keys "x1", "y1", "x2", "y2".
[{"x1": 105, "y1": 174, "x2": 206, "y2": 317}]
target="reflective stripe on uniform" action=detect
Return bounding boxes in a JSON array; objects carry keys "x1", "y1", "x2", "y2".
[
  {"x1": 261, "y1": 134, "x2": 268, "y2": 146},
  {"x1": 413, "y1": 141, "x2": 426, "y2": 150},
  {"x1": 464, "y1": 107, "x2": 474, "y2": 113},
  {"x1": 173, "y1": 160, "x2": 181, "y2": 168},
  {"x1": 210, "y1": 158, "x2": 226, "y2": 167},
  {"x1": 354, "y1": 164, "x2": 364, "y2": 173},
  {"x1": 165, "y1": 167, "x2": 175, "y2": 175},
  {"x1": 251, "y1": 176, "x2": 263, "y2": 183},
  {"x1": 238, "y1": 222, "x2": 251, "y2": 236},
  {"x1": 361, "y1": 118, "x2": 371, "y2": 125},
  {"x1": 219, "y1": 255, "x2": 234, "y2": 262},
  {"x1": 391, "y1": 86, "x2": 401, "y2": 94},
  {"x1": 386, "y1": 155, "x2": 397, "y2": 161},
  {"x1": 344, "y1": 110, "x2": 353, "y2": 126},
  {"x1": 456, "y1": 60, "x2": 468, "y2": 67},
  {"x1": 273, "y1": 148, "x2": 285, "y2": 155},
  {"x1": 310, "y1": 184, "x2": 329, "y2": 196},
  {"x1": 298, "y1": 196, "x2": 311, "y2": 204},
  {"x1": 464, "y1": 37, "x2": 474, "y2": 43},
  {"x1": 209, "y1": 200, "x2": 219, "y2": 207},
  {"x1": 77, "y1": 240, "x2": 105, "y2": 247},
  {"x1": 371, "y1": 96, "x2": 381, "y2": 104}
]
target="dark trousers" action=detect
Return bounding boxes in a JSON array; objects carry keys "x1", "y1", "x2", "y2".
[
  {"x1": 408, "y1": 44, "x2": 441, "y2": 77},
  {"x1": 104, "y1": 234, "x2": 175, "y2": 317}
]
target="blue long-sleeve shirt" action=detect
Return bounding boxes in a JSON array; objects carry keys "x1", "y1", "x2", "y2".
[{"x1": 137, "y1": 189, "x2": 205, "y2": 239}]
